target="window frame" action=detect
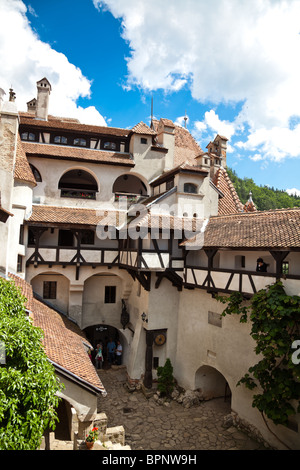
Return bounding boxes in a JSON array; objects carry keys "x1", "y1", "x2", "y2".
[
  {"x1": 43, "y1": 281, "x2": 57, "y2": 300},
  {"x1": 183, "y1": 182, "x2": 198, "y2": 194},
  {"x1": 104, "y1": 286, "x2": 116, "y2": 304}
]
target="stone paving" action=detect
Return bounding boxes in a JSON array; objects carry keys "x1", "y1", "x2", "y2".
[{"x1": 96, "y1": 366, "x2": 268, "y2": 451}]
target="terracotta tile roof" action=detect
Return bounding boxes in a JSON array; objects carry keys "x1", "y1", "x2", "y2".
[
  {"x1": 8, "y1": 273, "x2": 105, "y2": 393},
  {"x1": 174, "y1": 125, "x2": 204, "y2": 166},
  {"x1": 131, "y1": 121, "x2": 156, "y2": 135},
  {"x1": 182, "y1": 207, "x2": 300, "y2": 249},
  {"x1": 22, "y1": 142, "x2": 134, "y2": 167},
  {"x1": 212, "y1": 167, "x2": 244, "y2": 215},
  {"x1": 19, "y1": 115, "x2": 130, "y2": 137},
  {"x1": 151, "y1": 118, "x2": 203, "y2": 166},
  {"x1": 14, "y1": 136, "x2": 36, "y2": 185},
  {"x1": 150, "y1": 162, "x2": 208, "y2": 187},
  {"x1": 27, "y1": 204, "x2": 127, "y2": 228}
]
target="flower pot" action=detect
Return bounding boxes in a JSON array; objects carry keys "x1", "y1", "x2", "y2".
[{"x1": 85, "y1": 440, "x2": 94, "y2": 450}]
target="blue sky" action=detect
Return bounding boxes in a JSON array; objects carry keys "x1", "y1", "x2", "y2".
[{"x1": 1, "y1": 0, "x2": 300, "y2": 195}]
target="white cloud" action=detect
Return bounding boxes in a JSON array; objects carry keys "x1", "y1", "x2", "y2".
[
  {"x1": 286, "y1": 188, "x2": 300, "y2": 197},
  {"x1": 192, "y1": 110, "x2": 238, "y2": 152},
  {"x1": 0, "y1": 0, "x2": 106, "y2": 125},
  {"x1": 95, "y1": 0, "x2": 300, "y2": 160},
  {"x1": 236, "y1": 124, "x2": 300, "y2": 162}
]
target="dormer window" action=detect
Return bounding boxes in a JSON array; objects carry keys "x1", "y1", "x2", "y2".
[
  {"x1": 184, "y1": 183, "x2": 197, "y2": 194},
  {"x1": 21, "y1": 132, "x2": 36, "y2": 141},
  {"x1": 73, "y1": 137, "x2": 87, "y2": 147},
  {"x1": 54, "y1": 135, "x2": 67, "y2": 144},
  {"x1": 103, "y1": 141, "x2": 117, "y2": 150}
]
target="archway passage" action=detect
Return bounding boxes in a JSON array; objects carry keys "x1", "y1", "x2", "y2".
[
  {"x1": 84, "y1": 324, "x2": 121, "y2": 368},
  {"x1": 195, "y1": 365, "x2": 232, "y2": 405},
  {"x1": 113, "y1": 174, "x2": 148, "y2": 202},
  {"x1": 58, "y1": 169, "x2": 98, "y2": 199}
]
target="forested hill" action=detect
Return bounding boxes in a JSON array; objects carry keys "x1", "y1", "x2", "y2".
[{"x1": 226, "y1": 168, "x2": 300, "y2": 211}]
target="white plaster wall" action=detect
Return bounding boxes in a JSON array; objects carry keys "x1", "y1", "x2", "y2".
[
  {"x1": 31, "y1": 272, "x2": 70, "y2": 312},
  {"x1": 175, "y1": 286, "x2": 300, "y2": 450},
  {"x1": 82, "y1": 273, "x2": 123, "y2": 330},
  {"x1": 129, "y1": 134, "x2": 166, "y2": 181},
  {"x1": 28, "y1": 156, "x2": 133, "y2": 208}
]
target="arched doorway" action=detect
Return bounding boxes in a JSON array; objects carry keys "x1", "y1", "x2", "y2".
[
  {"x1": 195, "y1": 365, "x2": 232, "y2": 404},
  {"x1": 83, "y1": 324, "x2": 129, "y2": 369}
]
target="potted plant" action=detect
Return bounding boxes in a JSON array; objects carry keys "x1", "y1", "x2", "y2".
[{"x1": 85, "y1": 427, "x2": 99, "y2": 449}]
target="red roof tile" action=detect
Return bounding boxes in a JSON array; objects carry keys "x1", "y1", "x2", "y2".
[
  {"x1": 8, "y1": 273, "x2": 105, "y2": 393},
  {"x1": 22, "y1": 142, "x2": 134, "y2": 167}
]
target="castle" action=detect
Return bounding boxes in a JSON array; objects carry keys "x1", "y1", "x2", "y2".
[{"x1": 0, "y1": 78, "x2": 299, "y2": 449}]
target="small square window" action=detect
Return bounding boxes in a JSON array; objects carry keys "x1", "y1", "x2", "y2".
[
  {"x1": 105, "y1": 286, "x2": 116, "y2": 303},
  {"x1": 141, "y1": 137, "x2": 147, "y2": 144},
  {"x1": 43, "y1": 281, "x2": 57, "y2": 299}
]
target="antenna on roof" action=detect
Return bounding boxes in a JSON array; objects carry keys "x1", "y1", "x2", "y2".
[
  {"x1": 150, "y1": 95, "x2": 154, "y2": 128},
  {"x1": 184, "y1": 110, "x2": 188, "y2": 129}
]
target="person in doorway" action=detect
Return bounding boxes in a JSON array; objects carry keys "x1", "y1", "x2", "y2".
[
  {"x1": 107, "y1": 338, "x2": 116, "y2": 365},
  {"x1": 256, "y1": 257, "x2": 267, "y2": 272},
  {"x1": 115, "y1": 340, "x2": 122, "y2": 366},
  {"x1": 95, "y1": 343, "x2": 103, "y2": 369}
]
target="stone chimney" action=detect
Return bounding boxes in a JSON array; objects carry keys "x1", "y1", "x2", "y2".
[
  {"x1": 35, "y1": 77, "x2": 51, "y2": 120},
  {"x1": 27, "y1": 98, "x2": 37, "y2": 114},
  {"x1": 156, "y1": 118, "x2": 175, "y2": 171}
]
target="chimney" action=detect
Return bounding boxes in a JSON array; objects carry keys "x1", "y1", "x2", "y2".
[
  {"x1": 27, "y1": 98, "x2": 37, "y2": 114},
  {"x1": 35, "y1": 77, "x2": 51, "y2": 120}
]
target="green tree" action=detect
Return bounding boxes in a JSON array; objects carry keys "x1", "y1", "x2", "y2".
[
  {"x1": 157, "y1": 358, "x2": 175, "y2": 397},
  {"x1": 226, "y1": 167, "x2": 300, "y2": 211},
  {"x1": 0, "y1": 278, "x2": 63, "y2": 450},
  {"x1": 217, "y1": 282, "x2": 300, "y2": 430}
]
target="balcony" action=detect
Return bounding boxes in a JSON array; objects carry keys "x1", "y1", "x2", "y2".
[{"x1": 184, "y1": 265, "x2": 300, "y2": 297}]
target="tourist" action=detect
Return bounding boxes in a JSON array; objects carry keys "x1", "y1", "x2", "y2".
[
  {"x1": 256, "y1": 257, "x2": 267, "y2": 272},
  {"x1": 115, "y1": 340, "x2": 122, "y2": 365},
  {"x1": 107, "y1": 338, "x2": 116, "y2": 365},
  {"x1": 95, "y1": 343, "x2": 103, "y2": 369}
]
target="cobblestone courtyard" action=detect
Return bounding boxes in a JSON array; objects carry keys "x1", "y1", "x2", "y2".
[{"x1": 97, "y1": 366, "x2": 267, "y2": 451}]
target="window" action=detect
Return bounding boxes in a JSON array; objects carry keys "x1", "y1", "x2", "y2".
[
  {"x1": 54, "y1": 135, "x2": 67, "y2": 144},
  {"x1": 19, "y1": 225, "x2": 24, "y2": 245},
  {"x1": 28, "y1": 229, "x2": 35, "y2": 246},
  {"x1": 235, "y1": 255, "x2": 245, "y2": 268},
  {"x1": 81, "y1": 230, "x2": 95, "y2": 245},
  {"x1": 58, "y1": 230, "x2": 74, "y2": 247},
  {"x1": 183, "y1": 183, "x2": 197, "y2": 194},
  {"x1": 29, "y1": 164, "x2": 42, "y2": 182},
  {"x1": 73, "y1": 137, "x2": 86, "y2": 147},
  {"x1": 282, "y1": 261, "x2": 289, "y2": 275},
  {"x1": 166, "y1": 178, "x2": 174, "y2": 190},
  {"x1": 21, "y1": 132, "x2": 36, "y2": 141},
  {"x1": 141, "y1": 137, "x2": 147, "y2": 144},
  {"x1": 43, "y1": 281, "x2": 57, "y2": 299},
  {"x1": 105, "y1": 286, "x2": 116, "y2": 303},
  {"x1": 17, "y1": 255, "x2": 23, "y2": 273},
  {"x1": 103, "y1": 141, "x2": 117, "y2": 150}
]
